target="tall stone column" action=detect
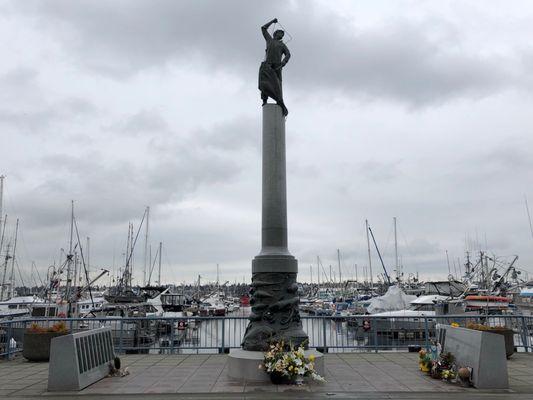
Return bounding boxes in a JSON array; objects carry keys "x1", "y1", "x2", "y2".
[{"x1": 242, "y1": 104, "x2": 308, "y2": 351}]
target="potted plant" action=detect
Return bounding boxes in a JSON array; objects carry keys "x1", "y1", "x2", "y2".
[
  {"x1": 260, "y1": 341, "x2": 325, "y2": 385},
  {"x1": 23, "y1": 321, "x2": 69, "y2": 361},
  {"x1": 466, "y1": 322, "x2": 515, "y2": 358}
]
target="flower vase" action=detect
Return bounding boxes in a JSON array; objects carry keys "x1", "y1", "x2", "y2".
[
  {"x1": 294, "y1": 376, "x2": 304, "y2": 385},
  {"x1": 270, "y1": 372, "x2": 289, "y2": 385}
]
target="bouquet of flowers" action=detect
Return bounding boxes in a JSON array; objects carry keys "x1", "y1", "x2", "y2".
[
  {"x1": 418, "y1": 349, "x2": 431, "y2": 372},
  {"x1": 430, "y1": 351, "x2": 456, "y2": 380},
  {"x1": 260, "y1": 341, "x2": 325, "y2": 384}
]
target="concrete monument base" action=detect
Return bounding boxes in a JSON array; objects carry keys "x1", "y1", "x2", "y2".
[
  {"x1": 440, "y1": 325, "x2": 509, "y2": 389},
  {"x1": 227, "y1": 348, "x2": 324, "y2": 382}
]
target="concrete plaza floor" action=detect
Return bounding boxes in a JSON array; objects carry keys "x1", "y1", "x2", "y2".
[{"x1": 0, "y1": 352, "x2": 532, "y2": 399}]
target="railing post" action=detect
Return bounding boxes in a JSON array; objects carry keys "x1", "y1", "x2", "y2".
[
  {"x1": 6, "y1": 321, "x2": 13, "y2": 360},
  {"x1": 220, "y1": 318, "x2": 226, "y2": 354},
  {"x1": 170, "y1": 319, "x2": 175, "y2": 355},
  {"x1": 521, "y1": 316, "x2": 529, "y2": 353},
  {"x1": 373, "y1": 320, "x2": 378, "y2": 353},
  {"x1": 424, "y1": 317, "x2": 430, "y2": 351},
  {"x1": 118, "y1": 319, "x2": 123, "y2": 355},
  {"x1": 322, "y1": 317, "x2": 328, "y2": 353}
]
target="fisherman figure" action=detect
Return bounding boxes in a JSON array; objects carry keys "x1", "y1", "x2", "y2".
[{"x1": 259, "y1": 18, "x2": 291, "y2": 116}]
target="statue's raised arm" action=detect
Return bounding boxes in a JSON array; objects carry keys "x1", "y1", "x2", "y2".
[
  {"x1": 258, "y1": 18, "x2": 289, "y2": 116},
  {"x1": 261, "y1": 18, "x2": 277, "y2": 41}
]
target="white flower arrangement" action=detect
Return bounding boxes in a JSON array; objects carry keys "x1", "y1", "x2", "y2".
[{"x1": 260, "y1": 341, "x2": 325, "y2": 383}]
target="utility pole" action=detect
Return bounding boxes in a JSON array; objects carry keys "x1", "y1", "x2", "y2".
[
  {"x1": 365, "y1": 220, "x2": 374, "y2": 292},
  {"x1": 143, "y1": 206, "x2": 150, "y2": 286}
]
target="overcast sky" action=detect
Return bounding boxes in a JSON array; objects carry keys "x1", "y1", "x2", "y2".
[{"x1": 1, "y1": 0, "x2": 533, "y2": 286}]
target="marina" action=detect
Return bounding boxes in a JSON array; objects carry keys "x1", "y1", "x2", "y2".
[{"x1": 2, "y1": 1, "x2": 533, "y2": 398}]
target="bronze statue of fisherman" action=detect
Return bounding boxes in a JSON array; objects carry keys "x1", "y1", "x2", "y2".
[{"x1": 259, "y1": 18, "x2": 291, "y2": 116}]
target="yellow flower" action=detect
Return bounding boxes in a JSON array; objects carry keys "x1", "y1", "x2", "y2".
[
  {"x1": 451, "y1": 322, "x2": 459, "y2": 328},
  {"x1": 309, "y1": 354, "x2": 315, "y2": 362}
]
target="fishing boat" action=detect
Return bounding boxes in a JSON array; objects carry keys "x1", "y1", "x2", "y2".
[{"x1": 0, "y1": 296, "x2": 44, "y2": 319}]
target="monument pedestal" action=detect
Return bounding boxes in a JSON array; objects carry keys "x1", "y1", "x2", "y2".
[
  {"x1": 241, "y1": 104, "x2": 308, "y2": 351},
  {"x1": 231, "y1": 103, "x2": 311, "y2": 380},
  {"x1": 227, "y1": 349, "x2": 324, "y2": 382}
]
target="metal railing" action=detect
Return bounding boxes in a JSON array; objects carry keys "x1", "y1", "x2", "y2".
[{"x1": 1, "y1": 314, "x2": 532, "y2": 359}]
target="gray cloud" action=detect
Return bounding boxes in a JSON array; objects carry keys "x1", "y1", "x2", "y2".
[
  {"x1": 2, "y1": 1, "x2": 533, "y2": 283},
  {"x1": 108, "y1": 109, "x2": 170, "y2": 137},
  {"x1": 8, "y1": 0, "x2": 526, "y2": 106}
]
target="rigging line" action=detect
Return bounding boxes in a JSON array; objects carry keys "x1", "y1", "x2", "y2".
[
  {"x1": 381, "y1": 222, "x2": 394, "y2": 264},
  {"x1": 14, "y1": 258, "x2": 26, "y2": 288},
  {"x1": 272, "y1": 21, "x2": 293, "y2": 43},
  {"x1": 367, "y1": 226, "x2": 391, "y2": 285},
  {"x1": 73, "y1": 215, "x2": 93, "y2": 306},
  {"x1": 0, "y1": 214, "x2": 7, "y2": 258},
  {"x1": 32, "y1": 261, "x2": 44, "y2": 286},
  {"x1": 125, "y1": 209, "x2": 147, "y2": 269},
  {"x1": 148, "y1": 246, "x2": 160, "y2": 284}
]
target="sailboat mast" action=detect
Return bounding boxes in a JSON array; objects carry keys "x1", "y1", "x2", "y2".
[
  {"x1": 316, "y1": 256, "x2": 320, "y2": 287},
  {"x1": 525, "y1": 195, "x2": 533, "y2": 241},
  {"x1": 65, "y1": 201, "x2": 74, "y2": 304},
  {"x1": 337, "y1": 249, "x2": 342, "y2": 284},
  {"x1": 394, "y1": 217, "x2": 399, "y2": 282},
  {"x1": 143, "y1": 206, "x2": 150, "y2": 286},
  {"x1": 0, "y1": 175, "x2": 4, "y2": 254},
  {"x1": 0, "y1": 215, "x2": 6, "y2": 268},
  {"x1": 0, "y1": 244, "x2": 10, "y2": 300},
  {"x1": 9, "y1": 219, "x2": 19, "y2": 299},
  {"x1": 365, "y1": 219, "x2": 374, "y2": 292},
  {"x1": 158, "y1": 241, "x2": 162, "y2": 286},
  {"x1": 86, "y1": 236, "x2": 90, "y2": 280}
]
